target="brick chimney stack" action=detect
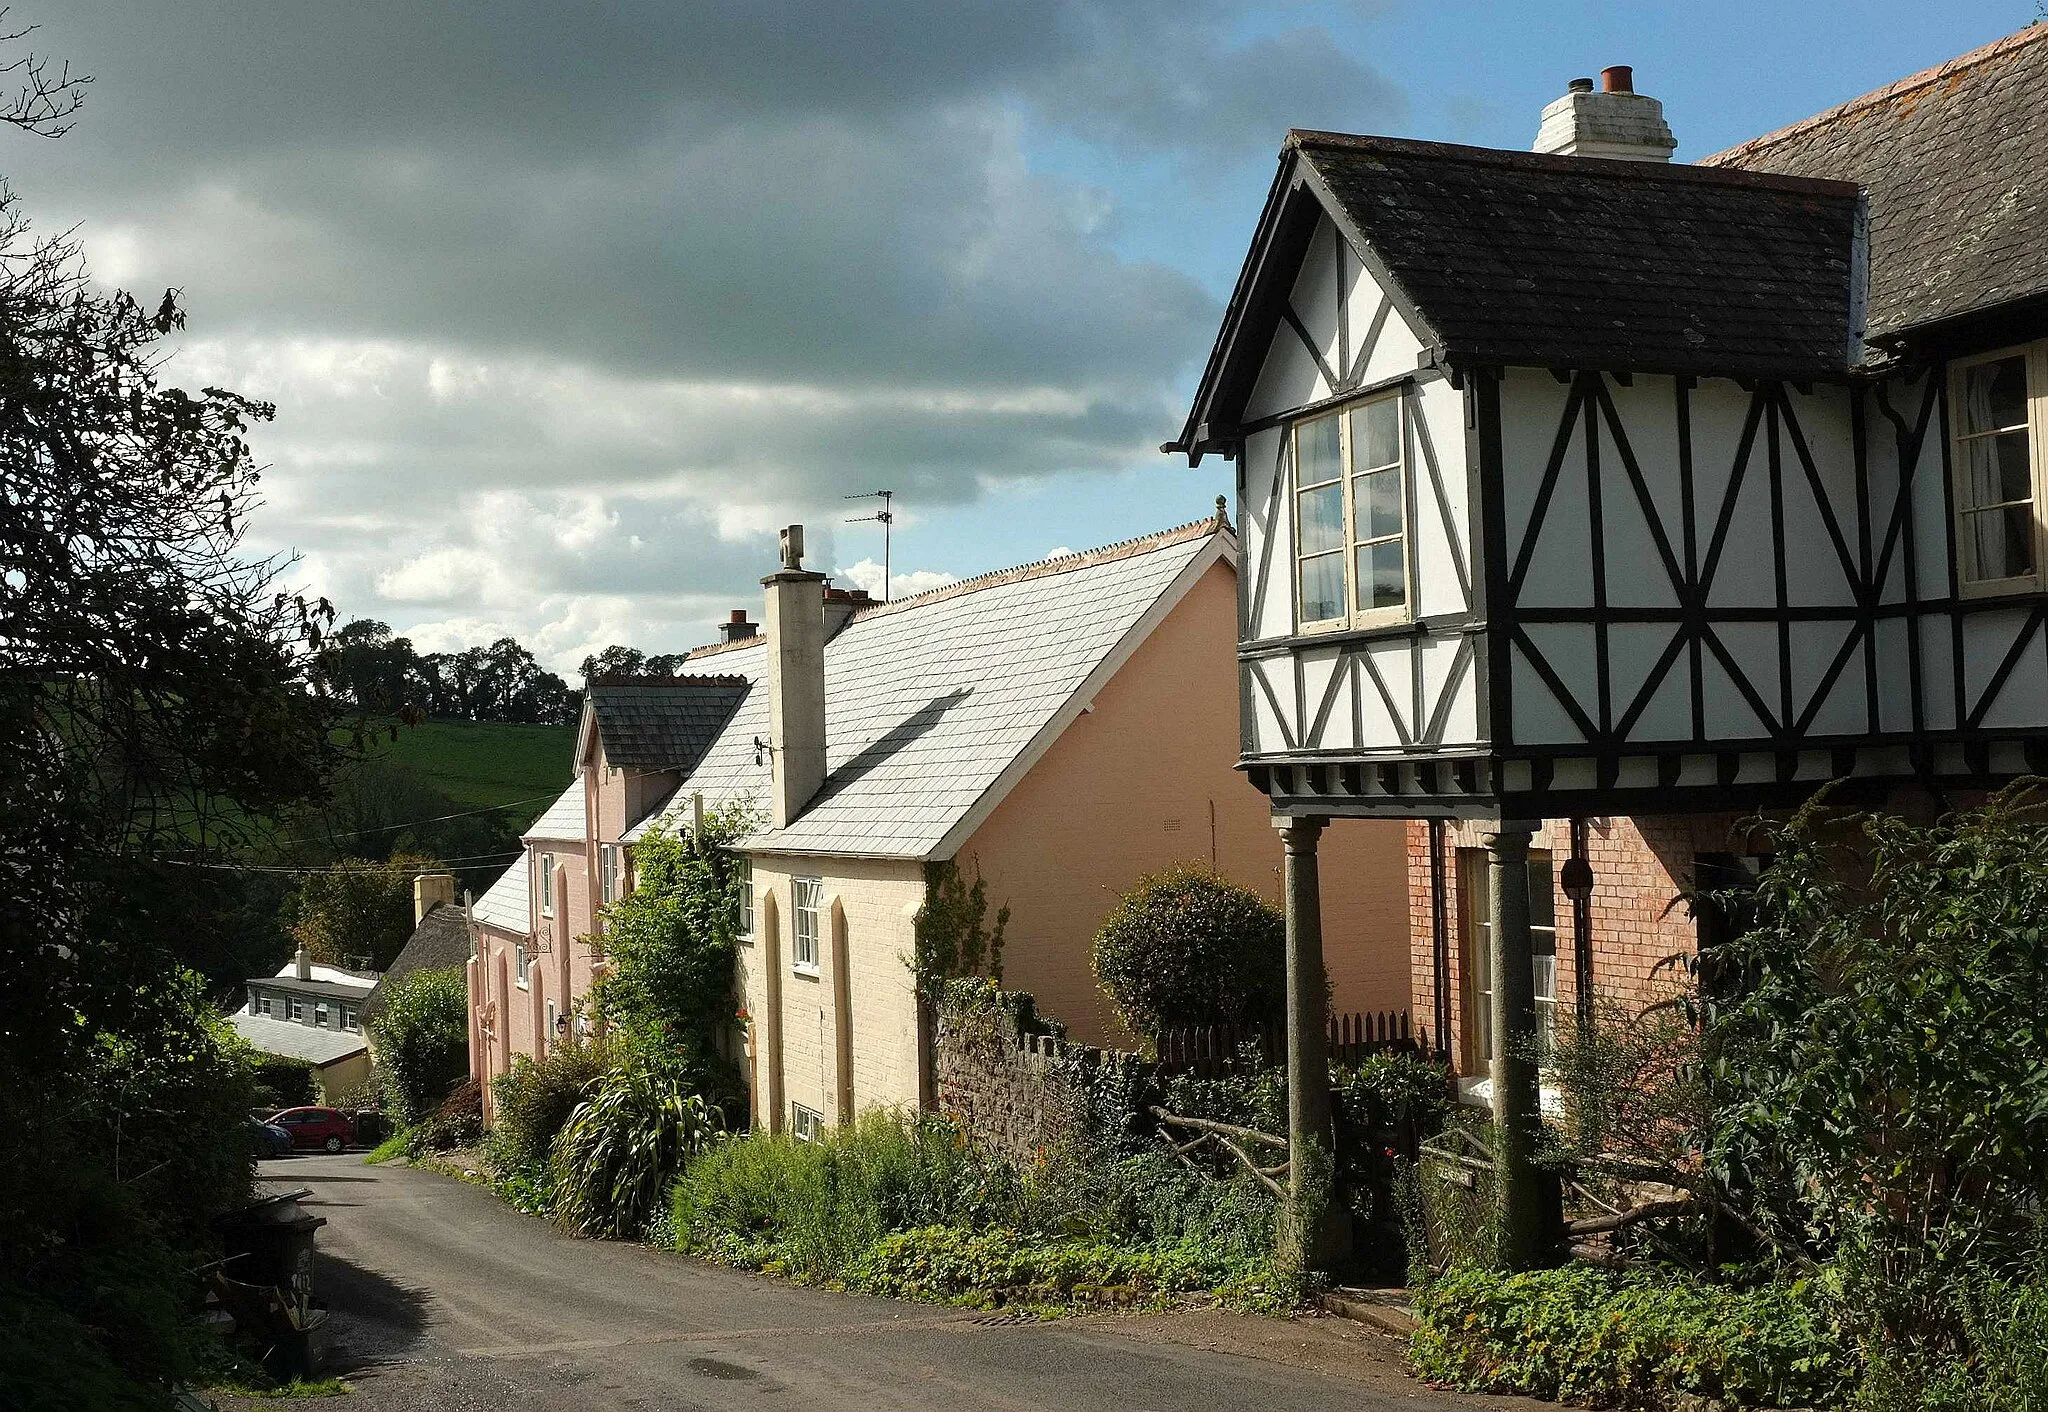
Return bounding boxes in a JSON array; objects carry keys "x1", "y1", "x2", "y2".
[
  {"x1": 762, "y1": 525, "x2": 827, "y2": 829},
  {"x1": 1533, "y1": 64, "x2": 1676, "y2": 162},
  {"x1": 721, "y1": 609, "x2": 758, "y2": 643}
]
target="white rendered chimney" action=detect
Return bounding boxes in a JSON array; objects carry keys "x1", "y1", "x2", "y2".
[
  {"x1": 1533, "y1": 65, "x2": 1676, "y2": 162},
  {"x1": 295, "y1": 945, "x2": 312, "y2": 981},
  {"x1": 414, "y1": 871, "x2": 455, "y2": 927},
  {"x1": 762, "y1": 525, "x2": 827, "y2": 829}
]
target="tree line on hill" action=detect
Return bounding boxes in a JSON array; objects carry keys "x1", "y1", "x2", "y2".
[{"x1": 322, "y1": 622, "x2": 712, "y2": 725}]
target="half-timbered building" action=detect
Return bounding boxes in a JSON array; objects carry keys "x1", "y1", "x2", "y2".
[{"x1": 1170, "y1": 32, "x2": 2048, "y2": 1263}]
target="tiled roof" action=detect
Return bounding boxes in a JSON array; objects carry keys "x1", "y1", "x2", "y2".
[
  {"x1": 363, "y1": 902, "x2": 472, "y2": 1017},
  {"x1": 1702, "y1": 25, "x2": 2048, "y2": 343},
  {"x1": 230, "y1": 1011, "x2": 367, "y2": 1067},
  {"x1": 588, "y1": 676, "x2": 750, "y2": 772},
  {"x1": 521, "y1": 780, "x2": 585, "y2": 843},
  {"x1": 626, "y1": 519, "x2": 1228, "y2": 858},
  {"x1": 1291, "y1": 132, "x2": 1862, "y2": 379},
  {"x1": 472, "y1": 853, "x2": 531, "y2": 933}
]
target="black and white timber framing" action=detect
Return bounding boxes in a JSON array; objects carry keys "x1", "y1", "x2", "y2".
[{"x1": 1173, "y1": 129, "x2": 2048, "y2": 822}]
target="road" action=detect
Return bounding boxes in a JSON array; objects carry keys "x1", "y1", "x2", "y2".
[{"x1": 235, "y1": 1151, "x2": 1500, "y2": 1412}]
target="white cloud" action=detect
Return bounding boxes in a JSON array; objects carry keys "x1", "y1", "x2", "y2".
[{"x1": 835, "y1": 558, "x2": 958, "y2": 600}]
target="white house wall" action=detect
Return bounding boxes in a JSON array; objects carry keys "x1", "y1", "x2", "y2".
[{"x1": 1237, "y1": 212, "x2": 1478, "y2": 763}]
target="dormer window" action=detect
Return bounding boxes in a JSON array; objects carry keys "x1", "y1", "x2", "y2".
[
  {"x1": 1293, "y1": 391, "x2": 1409, "y2": 632},
  {"x1": 1952, "y1": 342, "x2": 2046, "y2": 594}
]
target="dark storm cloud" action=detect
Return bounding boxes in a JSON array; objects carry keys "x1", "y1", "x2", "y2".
[{"x1": 0, "y1": 2, "x2": 1401, "y2": 664}]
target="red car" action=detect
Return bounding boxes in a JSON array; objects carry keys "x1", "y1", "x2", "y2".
[{"x1": 267, "y1": 1106, "x2": 354, "y2": 1153}]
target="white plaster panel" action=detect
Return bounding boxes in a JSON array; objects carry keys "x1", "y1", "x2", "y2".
[
  {"x1": 1605, "y1": 622, "x2": 1687, "y2": 740},
  {"x1": 1598, "y1": 377, "x2": 1685, "y2": 610},
  {"x1": 1247, "y1": 658, "x2": 1289, "y2": 754},
  {"x1": 1918, "y1": 616, "x2": 1958, "y2": 731},
  {"x1": 1501, "y1": 371, "x2": 1592, "y2": 609},
  {"x1": 1245, "y1": 304, "x2": 1331, "y2": 424},
  {"x1": 1787, "y1": 620, "x2": 1865, "y2": 737},
  {"x1": 1860, "y1": 389, "x2": 1910, "y2": 606},
  {"x1": 1241, "y1": 426, "x2": 1285, "y2": 642},
  {"x1": 1409, "y1": 377, "x2": 1472, "y2": 619},
  {"x1": 1777, "y1": 387, "x2": 1862, "y2": 608},
  {"x1": 1903, "y1": 373, "x2": 1952, "y2": 600},
  {"x1": 1418, "y1": 635, "x2": 1475, "y2": 745},
  {"x1": 1872, "y1": 617, "x2": 1915, "y2": 734},
  {"x1": 1252, "y1": 656, "x2": 1299, "y2": 749},
  {"x1": 1705, "y1": 621, "x2": 1780, "y2": 737},
  {"x1": 1298, "y1": 645, "x2": 1350, "y2": 749},
  {"x1": 1288, "y1": 217, "x2": 1343, "y2": 385},
  {"x1": 1511, "y1": 628, "x2": 1591, "y2": 744},
  {"x1": 1358, "y1": 642, "x2": 1412, "y2": 747},
  {"x1": 1698, "y1": 645, "x2": 1774, "y2": 741},
  {"x1": 1963, "y1": 608, "x2": 2048, "y2": 731},
  {"x1": 1686, "y1": 380, "x2": 1773, "y2": 609},
  {"x1": 1248, "y1": 429, "x2": 1297, "y2": 642}
]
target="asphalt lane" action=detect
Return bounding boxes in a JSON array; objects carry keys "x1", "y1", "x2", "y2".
[{"x1": 246, "y1": 1151, "x2": 1492, "y2": 1412}]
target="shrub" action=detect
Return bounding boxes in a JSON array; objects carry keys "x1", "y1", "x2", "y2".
[
  {"x1": 370, "y1": 965, "x2": 469, "y2": 1125},
  {"x1": 1410, "y1": 1265, "x2": 1856, "y2": 1409},
  {"x1": 488, "y1": 1035, "x2": 607, "y2": 1174},
  {"x1": 250, "y1": 1054, "x2": 317, "y2": 1112},
  {"x1": 408, "y1": 1077, "x2": 482, "y2": 1155},
  {"x1": 849, "y1": 1227, "x2": 1236, "y2": 1307},
  {"x1": 1091, "y1": 866, "x2": 1285, "y2": 1040},
  {"x1": 551, "y1": 1057, "x2": 719, "y2": 1239}
]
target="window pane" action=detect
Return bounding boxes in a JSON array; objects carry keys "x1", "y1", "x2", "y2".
[
  {"x1": 1961, "y1": 430, "x2": 2034, "y2": 509},
  {"x1": 1350, "y1": 398, "x2": 1400, "y2": 469},
  {"x1": 1298, "y1": 481, "x2": 1345, "y2": 555},
  {"x1": 1965, "y1": 504, "x2": 2036, "y2": 581},
  {"x1": 1961, "y1": 356, "x2": 2029, "y2": 434},
  {"x1": 1300, "y1": 552, "x2": 1345, "y2": 623},
  {"x1": 1297, "y1": 414, "x2": 1342, "y2": 486},
  {"x1": 1357, "y1": 540, "x2": 1406, "y2": 609},
  {"x1": 1354, "y1": 468, "x2": 1403, "y2": 540},
  {"x1": 1528, "y1": 860, "x2": 1555, "y2": 931}
]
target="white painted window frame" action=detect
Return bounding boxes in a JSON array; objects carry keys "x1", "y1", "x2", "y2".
[
  {"x1": 289, "y1": 998, "x2": 304, "y2": 1022},
  {"x1": 791, "y1": 876, "x2": 822, "y2": 976},
  {"x1": 1458, "y1": 849, "x2": 1558, "y2": 1070},
  {"x1": 790, "y1": 1102, "x2": 824, "y2": 1143},
  {"x1": 1290, "y1": 387, "x2": 1413, "y2": 634},
  {"x1": 538, "y1": 852, "x2": 556, "y2": 918},
  {"x1": 735, "y1": 855, "x2": 754, "y2": 944},
  {"x1": 515, "y1": 940, "x2": 531, "y2": 990},
  {"x1": 1950, "y1": 340, "x2": 2048, "y2": 597},
  {"x1": 599, "y1": 844, "x2": 619, "y2": 905},
  {"x1": 342, "y1": 1007, "x2": 358, "y2": 1033}
]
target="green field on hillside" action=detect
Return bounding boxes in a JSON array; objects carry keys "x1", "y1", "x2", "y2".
[{"x1": 370, "y1": 719, "x2": 576, "y2": 823}]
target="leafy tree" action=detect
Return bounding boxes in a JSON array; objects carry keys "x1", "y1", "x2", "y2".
[
  {"x1": 284, "y1": 850, "x2": 442, "y2": 969},
  {"x1": 581, "y1": 644, "x2": 690, "y2": 687},
  {"x1": 593, "y1": 810, "x2": 751, "y2": 1106},
  {"x1": 370, "y1": 966, "x2": 470, "y2": 1126},
  {"x1": 1092, "y1": 867, "x2": 1286, "y2": 1040},
  {"x1": 324, "y1": 617, "x2": 421, "y2": 715}
]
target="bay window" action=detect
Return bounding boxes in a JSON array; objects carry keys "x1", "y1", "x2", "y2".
[{"x1": 1293, "y1": 391, "x2": 1409, "y2": 631}]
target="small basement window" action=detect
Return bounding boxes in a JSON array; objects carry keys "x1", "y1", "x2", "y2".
[
  {"x1": 791, "y1": 1103, "x2": 824, "y2": 1143},
  {"x1": 1952, "y1": 341, "x2": 2048, "y2": 594}
]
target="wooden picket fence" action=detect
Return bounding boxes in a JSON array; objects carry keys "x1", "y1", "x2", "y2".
[{"x1": 1152, "y1": 1009, "x2": 1425, "y2": 1077}]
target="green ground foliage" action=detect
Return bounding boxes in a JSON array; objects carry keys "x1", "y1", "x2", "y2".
[
  {"x1": 373, "y1": 717, "x2": 578, "y2": 812},
  {"x1": 371, "y1": 966, "x2": 471, "y2": 1125},
  {"x1": 488, "y1": 1035, "x2": 609, "y2": 1174},
  {"x1": 1091, "y1": 866, "x2": 1285, "y2": 1040},
  {"x1": 551, "y1": 1056, "x2": 719, "y2": 1239},
  {"x1": 667, "y1": 1109, "x2": 1289, "y2": 1310},
  {"x1": 1411, "y1": 1266, "x2": 1855, "y2": 1409}
]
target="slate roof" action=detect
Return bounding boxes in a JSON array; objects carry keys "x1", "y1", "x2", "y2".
[
  {"x1": 472, "y1": 850, "x2": 531, "y2": 933},
  {"x1": 521, "y1": 780, "x2": 585, "y2": 843},
  {"x1": 1702, "y1": 24, "x2": 2048, "y2": 344},
  {"x1": 363, "y1": 902, "x2": 471, "y2": 1018},
  {"x1": 1294, "y1": 134, "x2": 1860, "y2": 377},
  {"x1": 616, "y1": 519, "x2": 1229, "y2": 859},
  {"x1": 230, "y1": 1012, "x2": 367, "y2": 1067},
  {"x1": 587, "y1": 676, "x2": 750, "y2": 772},
  {"x1": 249, "y1": 975, "x2": 379, "y2": 1005}
]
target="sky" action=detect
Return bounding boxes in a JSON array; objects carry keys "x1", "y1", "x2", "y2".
[{"x1": 4, "y1": 1, "x2": 2033, "y2": 673}]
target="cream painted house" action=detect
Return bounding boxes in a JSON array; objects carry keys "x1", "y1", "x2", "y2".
[{"x1": 469, "y1": 511, "x2": 1410, "y2": 1133}]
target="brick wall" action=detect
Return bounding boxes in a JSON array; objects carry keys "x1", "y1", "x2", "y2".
[{"x1": 1406, "y1": 813, "x2": 1751, "y2": 1075}]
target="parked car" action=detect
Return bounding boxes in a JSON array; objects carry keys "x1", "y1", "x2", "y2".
[
  {"x1": 267, "y1": 1106, "x2": 354, "y2": 1153},
  {"x1": 246, "y1": 1118, "x2": 293, "y2": 1158}
]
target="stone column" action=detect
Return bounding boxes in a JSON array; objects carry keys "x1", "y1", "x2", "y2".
[
  {"x1": 1274, "y1": 814, "x2": 1350, "y2": 1266},
  {"x1": 1484, "y1": 821, "x2": 1546, "y2": 1269}
]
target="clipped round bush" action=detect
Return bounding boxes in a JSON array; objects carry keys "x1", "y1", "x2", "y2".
[{"x1": 1091, "y1": 866, "x2": 1285, "y2": 1039}]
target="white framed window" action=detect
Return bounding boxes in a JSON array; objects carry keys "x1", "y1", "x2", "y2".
[
  {"x1": 1460, "y1": 851, "x2": 1558, "y2": 1068},
  {"x1": 1293, "y1": 391, "x2": 1410, "y2": 633},
  {"x1": 547, "y1": 999, "x2": 558, "y2": 1039},
  {"x1": 791, "y1": 876, "x2": 821, "y2": 975},
  {"x1": 599, "y1": 844, "x2": 619, "y2": 905},
  {"x1": 314, "y1": 1003, "x2": 329, "y2": 1029},
  {"x1": 289, "y1": 998, "x2": 305, "y2": 1022},
  {"x1": 256, "y1": 992, "x2": 272, "y2": 1017},
  {"x1": 515, "y1": 941, "x2": 531, "y2": 990},
  {"x1": 342, "y1": 1008, "x2": 358, "y2": 1033},
  {"x1": 790, "y1": 1102, "x2": 824, "y2": 1143},
  {"x1": 538, "y1": 852, "x2": 556, "y2": 918},
  {"x1": 736, "y1": 856, "x2": 754, "y2": 943},
  {"x1": 1951, "y1": 341, "x2": 2048, "y2": 595}
]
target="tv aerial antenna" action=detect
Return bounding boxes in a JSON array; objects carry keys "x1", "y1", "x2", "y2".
[{"x1": 844, "y1": 489, "x2": 895, "y2": 601}]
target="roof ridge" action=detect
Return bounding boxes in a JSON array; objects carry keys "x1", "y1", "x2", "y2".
[
  {"x1": 590, "y1": 672, "x2": 750, "y2": 690},
  {"x1": 1702, "y1": 24, "x2": 2048, "y2": 167},
  {"x1": 684, "y1": 514, "x2": 1228, "y2": 659},
  {"x1": 1286, "y1": 129, "x2": 1860, "y2": 199}
]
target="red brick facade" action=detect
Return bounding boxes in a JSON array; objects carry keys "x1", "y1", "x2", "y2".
[{"x1": 1405, "y1": 813, "x2": 1752, "y2": 1075}]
